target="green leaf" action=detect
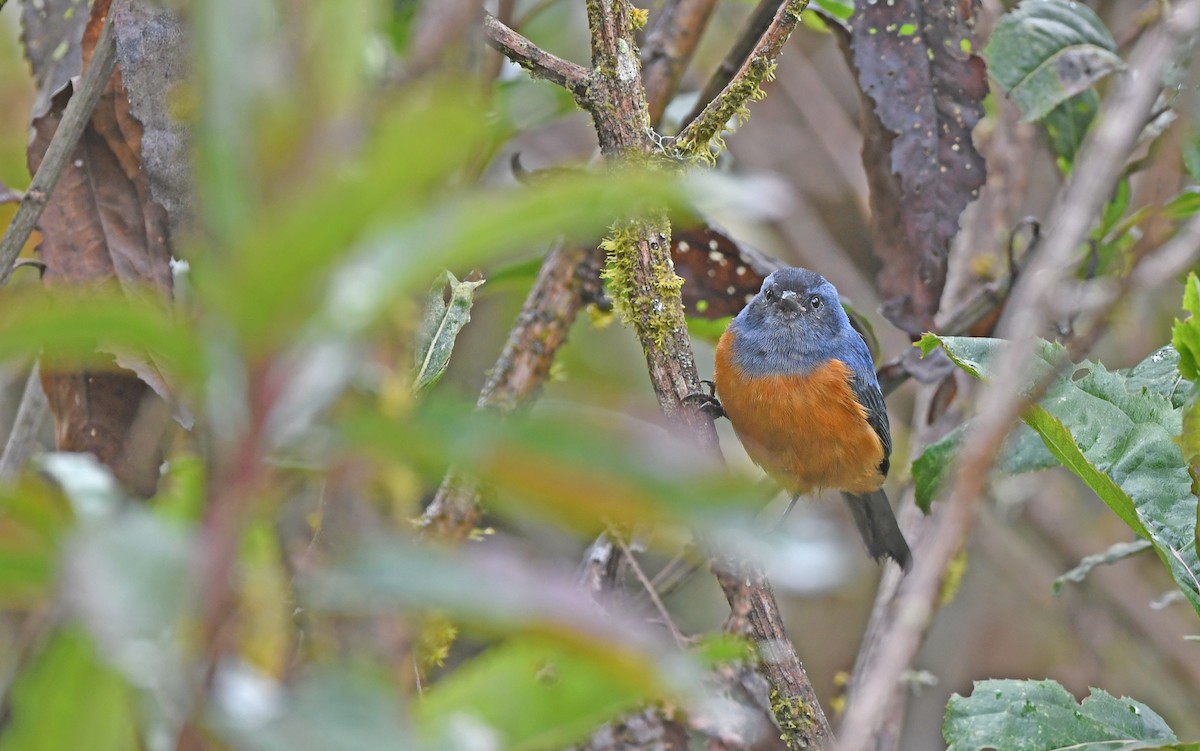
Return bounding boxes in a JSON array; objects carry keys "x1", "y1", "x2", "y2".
[
  {"x1": 0, "y1": 290, "x2": 206, "y2": 389},
  {"x1": 0, "y1": 628, "x2": 139, "y2": 751},
  {"x1": 0, "y1": 479, "x2": 73, "y2": 609},
  {"x1": 1164, "y1": 186, "x2": 1200, "y2": 220},
  {"x1": 913, "y1": 418, "x2": 1056, "y2": 512},
  {"x1": 417, "y1": 637, "x2": 657, "y2": 751},
  {"x1": 984, "y1": 0, "x2": 1123, "y2": 122},
  {"x1": 918, "y1": 335, "x2": 1200, "y2": 614},
  {"x1": 413, "y1": 271, "x2": 485, "y2": 393},
  {"x1": 913, "y1": 426, "x2": 959, "y2": 513},
  {"x1": 812, "y1": 0, "x2": 854, "y2": 24},
  {"x1": 1125, "y1": 345, "x2": 1192, "y2": 408},
  {"x1": 341, "y1": 400, "x2": 755, "y2": 536},
  {"x1": 944, "y1": 679, "x2": 1177, "y2": 751},
  {"x1": 1052, "y1": 539, "x2": 1152, "y2": 594},
  {"x1": 1042, "y1": 91, "x2": 1099, "y2": 171},
  {"x1": 200, "y1": 91, "x2": 495, "y2": 346},
  {"x1": 1172, "y1": 273, "x2": 1200, "y2": 381}
]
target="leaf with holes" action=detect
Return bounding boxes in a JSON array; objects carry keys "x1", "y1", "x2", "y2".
[
  {"x1": 985, "y1": 0, "x2": 1123, "y2": 123},
  {"x1": 916, "y1": 335, "x2": 1200, "y2": 614},
  {"x1": 671, "y1": 220, "x2": 779, "y2": 320},
  {"x1": 944, "y1": 679, "x2": 1178, "y2": 751},
  {"x1": 412, "y1": 270, "x2": 485, "y2": 394},
  {"x1": 847, "y1": 0, "x2": 988, "y2": 335}
]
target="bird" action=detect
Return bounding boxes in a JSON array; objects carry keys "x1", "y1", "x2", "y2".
[{"x1": 700, "y1": 267, "x2": 912, "y2": 571}]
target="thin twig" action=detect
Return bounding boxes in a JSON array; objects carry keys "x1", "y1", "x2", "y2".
[
  {"x1": 835, "y1": 4, "x2": 1200, "y2": 748},
  {"x1": 642, "y1": 0, "x2": 720, "y2": 126},
  {"x1": 419, "y1": 243, "x2": 603, "y2": 539},
  {"x1": 681, "y1": 0, "x2": 781, "y2": 128},
  {"x1": 614, "y1": 534, "x2": 690, "y2": 649},
  {"x1": 0, "y1": 363, "x2": 49, "y2": 483},
  {"x1": 0, "y1": 10, "x2": 116, "y2": 288},
  {"x1": 482, "y1": 12, "x2": 592, "y2": 99},
  {"x1": 675, "y1": 0, "x2": 805, "y2": 154}
]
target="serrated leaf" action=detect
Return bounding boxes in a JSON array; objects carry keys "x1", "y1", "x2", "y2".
[
  {"x1": 0, "y1": 628, "x2": 139, "y2": 751},
  {"x1": 412, "y1": 271, "x2": 485, "y2": 393},
  {"x1": 944, "y1": 679, "x2": 1178, "y2": 751},
  {"x1": 985, "y1": 0, "x2": 1123, "y2": 122},
  {"x1": 919, "y1": 335, "x2": 1200, "y2": 614},
  {"x1": 417, "y1": 638, "x2": 657, "y2": 751},
  {"x1": 913, "y1": 419, "x2": 1058, "y2": 512},
  {"x1": 1125, "y1": 346, "x2": 1192, "y2": 408},
  {"x1": 1052, "y1": 539, "x2": 1152, "y2": 593}
]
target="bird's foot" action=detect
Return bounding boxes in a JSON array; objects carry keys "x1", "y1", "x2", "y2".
[{"x1": 683, "y1": 380, "x2": 726, "y2": 419}]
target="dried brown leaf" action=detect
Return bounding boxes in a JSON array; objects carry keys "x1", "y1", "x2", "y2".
[
  {"x1": 20, "y1": 0, "x2": 87, "y2": 119},
  {"x1": 26, "y1": 1, "x2": 176, "y2": 496},
  {"x1": 846, "y1": 0, "x2": 988, "y2": 336}
]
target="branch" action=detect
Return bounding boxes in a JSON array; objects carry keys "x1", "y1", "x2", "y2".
[
  {"x1": 482, "y1": 12, "x2": 592, "y2": 100},
  {"x1": 0, "y1": 9, "x2": 116, "y2": 288},
  {"x1": 835, "y1": 3, "x2": 1200, "y2": 748},
  {"x1": 642, "y1": 0, "x2": 720, "y2": 126},
  {"x1": 681, "y1": 0, "x2": 781, "y2": 127},
  {"x1": 674, "y1": 0, "x2": 806, "y2": 158},
  {"x1": 0, "y1": 363, "x2": 49, "y2": 483},
  {"x1": 419, "y1": 243, "x2": 603, "y2": 539}
]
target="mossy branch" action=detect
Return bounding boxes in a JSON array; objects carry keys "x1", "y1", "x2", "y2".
[
  {"x1": 482, "y1": 12, "x2": 592, "y2": 101},
  {"x1": 673, "y1": 0, "x2": 808, "y2": 163}
]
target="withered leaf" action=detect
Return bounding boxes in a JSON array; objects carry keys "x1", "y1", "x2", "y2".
[
  {"x1": 672, "y1": 220, "x2": 780, "y2": 319},
  {"x1": 20, "y1": 0, "x2": 88, "y2": 119},
  {"x1": 111, "y1": 0, "x2": 192, "y2": 235},
  {"x1": 26, "y1": 1, "x2": 177, "y2": 496},
  {"x1": 847, "y1": 0, "x2": 988, "y2": 336}
]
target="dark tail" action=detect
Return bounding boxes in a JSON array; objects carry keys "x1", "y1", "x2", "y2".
[{"x1": 841, "y1": 489, "x2": 912, "y2": 572}]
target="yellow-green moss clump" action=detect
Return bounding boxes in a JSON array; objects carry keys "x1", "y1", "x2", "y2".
[
  {"x1": 771, "y1": 689, "x2": 817, "y2": 750},
  {"x1": 599, "y1": 218, "x2": 683, "y2": 349},
  {"x1": 674, "y1": 59, "x2": 775, "y2": 165}
]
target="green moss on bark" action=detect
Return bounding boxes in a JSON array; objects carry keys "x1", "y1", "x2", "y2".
[
  {"x1": 599, "y1": 217, "x2": 683, "y2": 349},
  {"x1": 770, "y1": 689, "x2": 818, "y2": 750}
]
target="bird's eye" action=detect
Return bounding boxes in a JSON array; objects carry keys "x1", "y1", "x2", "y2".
[
  {"x1": 809, "y1": 295, "x2": 822, "y2": 309},
  {"x1": 764, "y1": 288, "x2": 775, "y2": 300}
]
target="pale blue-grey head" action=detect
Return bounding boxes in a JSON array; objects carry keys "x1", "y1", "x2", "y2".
[{"x1": 726, "y1": 267, "x2": 876, "y2": 381}]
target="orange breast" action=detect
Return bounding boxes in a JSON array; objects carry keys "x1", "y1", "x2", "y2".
[{"x1": 714, "y1": 330, "x2": 885, "y2": 495}]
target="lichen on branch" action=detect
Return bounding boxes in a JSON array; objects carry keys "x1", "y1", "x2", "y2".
[
  {"x1": 672, "y1": 0, "x2": 807, "y2": 163},
  {"x1": 599, "y1": 215, "x2": 684, "y2": 351}
]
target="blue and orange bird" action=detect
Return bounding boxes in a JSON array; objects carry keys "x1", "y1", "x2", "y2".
[{"x1": 709, "y1": 267, "x2": 912, "y2": 570}]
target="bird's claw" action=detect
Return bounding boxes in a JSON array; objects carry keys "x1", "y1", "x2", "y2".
[{"x1": 683, "y1": 380, "x2": 726, "y2": 419}]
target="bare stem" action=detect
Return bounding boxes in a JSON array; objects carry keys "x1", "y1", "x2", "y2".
[
  {"x1": 482, "y1": 12, "x2": 592, "y2": 99},
  {"x1": 0, "y1": 10, "x2": 116, "y2": 287},
  {"x1": 0, "y1": 363, "x2": 49, "y2": 482},
  {"x1": 642, "y1": 0, "x2": 720, "y2": 126}
]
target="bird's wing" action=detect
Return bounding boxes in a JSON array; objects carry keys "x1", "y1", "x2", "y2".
[{"x1": 843, "y1": 334, "x2": 891, "y2": 477}]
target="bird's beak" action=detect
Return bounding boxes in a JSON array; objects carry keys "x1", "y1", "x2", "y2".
[{"x1": 778, "y1": 290, "x2": 805, "y2": 313}]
